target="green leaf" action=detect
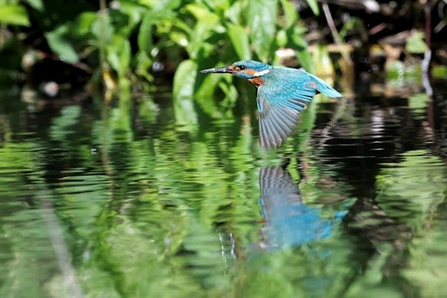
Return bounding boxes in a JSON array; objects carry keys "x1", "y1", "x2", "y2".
[
  {"x1": 406, "y1": 32, "x2": 427, "y2": 54},
  {"x1": 24, "y1": 0, "x2": 43, "y2": 11},
  {"x1": 91, "y1": 15, "x2": 113, "y2": 43},
  {"x1": 185, "y1": 3, "x2": 218, "y2": 21},
  {"x1": 280, "y1": 0, "x2": 297, "y2": 28},
  {"x1": 226, "y1": 1, "x2": 243, "y2": 24},
  {"x1": 432, "y1": 65, "x2": 447, "y2": 79},
  {"x1": 227, "y1": 24, "x2": 251, "y2": 60},
  {"x1": 296, "y1": 49, "x2": 314, "y2": 73},
  {"x1": 246, "y1": 0, "x2": 278, "y2": 61},
  {"x1": 138, "y1": 10, "x2": 154, "y2": 57},
  {"x1": 72, "y1": 12, "x2": 98, "y2": 36},
  {"x1": 291, "y1": 27, "x2": 314, "y2": 72},
  {"x1": 173, "y1": 59, "x2": 198, "y2": 99},
  {"x1": 106, "y1": 36, "x2": 131, "y2": 75},
  {"x1": 184, "y1": 5, "x2": 221, "y2": 59},
  {"x1": 313, "y1": 45, "x2": 334, "y2": 77},
  {"x1": 46, "y1": 26, "x2": 79, "y2": 64},
  {"x1": 386, "y1": 60, "x2": 405, "y2": 79},
  {"x1": 306, "y1": 0, "x2": 320, "y2": 15},
  {"x1": 276, "y1": 29, "x2": 287, "y2": 47},
  {"x1": 187, "y1": 19, "x2": 220, "y2": 59},
  {"x1": 0, "y1": 5, "x2": 30, "y2": 26}
]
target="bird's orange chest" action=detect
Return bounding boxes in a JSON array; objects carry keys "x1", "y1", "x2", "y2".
[
  {"x1": 248, "y1": 77, "x2": 265, "y2": 87},
  {"x1": 238, "y1": 69, "x2": 265, "y2": 88}
]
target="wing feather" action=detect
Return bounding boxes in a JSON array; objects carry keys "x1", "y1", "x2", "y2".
[{"x1": 258, "y1": 97, "x2": 301, "y2": 150}]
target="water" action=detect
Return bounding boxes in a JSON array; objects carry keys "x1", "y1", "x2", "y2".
[{"x1": 0, "y1": 81, "x2": 446, "y2": 298}]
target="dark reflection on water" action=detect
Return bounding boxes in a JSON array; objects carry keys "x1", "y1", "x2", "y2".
[{"x1": 0, "y1": 80, "x2": 446, "y2": 297}]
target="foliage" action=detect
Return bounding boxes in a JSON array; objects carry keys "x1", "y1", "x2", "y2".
[
  {"x1": 405, "y1": 31, "x2": 427, "y2": 54},
  {"x1": 0, "y1": 0, "x2": 316, "y2": 105}
]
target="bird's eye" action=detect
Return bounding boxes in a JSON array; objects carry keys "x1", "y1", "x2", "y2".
[{"x1": 238, "y1": 65, "x2": 245, "y2": 70}]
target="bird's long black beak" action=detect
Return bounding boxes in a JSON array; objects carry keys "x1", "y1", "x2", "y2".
[{"x1": 200, "y1": 66, "x2": 233, "y2": 74}]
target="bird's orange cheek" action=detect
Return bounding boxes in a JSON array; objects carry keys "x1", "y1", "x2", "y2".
[{"x1": 241, "y1": 69, "x2": 258, "y2": 76}]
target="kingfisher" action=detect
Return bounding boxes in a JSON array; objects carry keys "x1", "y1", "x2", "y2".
[{"x1": 200, "y1": 60, "x2": 342, "y2": 150}]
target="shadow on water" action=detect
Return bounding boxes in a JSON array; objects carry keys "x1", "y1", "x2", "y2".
[{"x1": 0, "y1": 76, "x2": 446, "y2": 297}]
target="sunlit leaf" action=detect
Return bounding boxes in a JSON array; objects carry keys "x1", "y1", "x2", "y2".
[
  {"x1": 138, "y1": 10, "x2": 154, "y2": 57},
  {"x1": 406, "y1": 31, "x2": 427, "y2": 54},
  {"x1": 295, "y1": 39, "x2": 314, "y2": 73},
  {"x1": 276, "y1": 29, "x2": 287, "y2": 47},
  {"x1": 72, "y1": 12, "x2": 98, "y2": 36},
  {"x1": 185, "y1": 3, "x2": 219, "y2": 21},
  {"x1": 106, "y1": 36, "x2": 131, "y2": 75},
  {"x1": 187, "y1": 17, "x2": 222, "y2": 59},
  {"x1": 91, "y1": 15, "x2": 114, "y2": 43},
  {"x1": 313, "y1": 45, "x2": 334, "y2": 77},
  {"x1": 432, "y1": 65, "x2": 447, "y2": 79},
  {"x1": 46, "y1": 26, "x2": 79, "y2": 63},
  {"x1": 0, "y1": 5, "x2": 30, "y2": 26},
  {"x1": 227, "y1": 24, "x2": 251, "y2": 60},
  {"x1": 173, "y1": 59, "x2": 197, "y2": 99},
  {"x1": 246, "y1": 0, "x2": 278, "y2": 61},
  {"x1": 152, "y1": 0, "x2": 182, "y2": 10},
  {"x1": 306, "y1": 0, "x2": 320, "y2": 15},
  {"x1": 385, "y1": 60, "x2": 405, "y2": 79},
  {"x1": 226, "y1": 1, "x2": 243, "y2": 24},
  {"x1": 280, "y1": 0, "x2": 297, "y2": 28},
  {"x1": 169, "y1": 31, "x2": 189, "y2": 47},
  {"x1": 24, "y1": 0, "x2": 43, "y2": 11},
  {"x1": 115, "y1": 0, "x2": 146, "y2": 35}
]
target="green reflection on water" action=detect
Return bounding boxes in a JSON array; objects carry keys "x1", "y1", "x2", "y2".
[{"x1": 0, "y1": 87, "x2": 446, "y2": 298}]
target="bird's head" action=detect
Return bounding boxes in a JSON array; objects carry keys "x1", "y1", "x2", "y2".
[{"x1": 200, "y1": 60, "x2": 272, "y2": 80}]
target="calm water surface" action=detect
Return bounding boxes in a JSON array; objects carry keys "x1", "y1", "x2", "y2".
[{"x1": 0, "y1": 80, "x2": 446, "y2": 298}]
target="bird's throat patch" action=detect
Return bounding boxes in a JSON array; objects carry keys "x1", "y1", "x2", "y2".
[{"x1": 249, "y1": 77, "x2": 265, "y2": 87}]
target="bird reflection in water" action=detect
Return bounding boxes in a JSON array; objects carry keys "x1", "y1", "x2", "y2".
[{"x1": 258, "y1": 165, "x2": 345, "y2": 250}]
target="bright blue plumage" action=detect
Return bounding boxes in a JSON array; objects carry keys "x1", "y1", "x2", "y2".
[{"x1": 200, "y1": 60, "x2": 342, "y2": 150}]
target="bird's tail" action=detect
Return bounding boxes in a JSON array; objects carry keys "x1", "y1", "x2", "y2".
[{"x1": 310, "y1": 73, "x2": 342, "y2": 98}]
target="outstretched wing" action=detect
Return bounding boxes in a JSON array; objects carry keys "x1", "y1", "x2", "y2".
[
  {"x1": 256, "y1": 68, "x2": 341, "y2": 150},
  {"x1": 257, "y1": 95, "x2": 310, "y2": 150}
]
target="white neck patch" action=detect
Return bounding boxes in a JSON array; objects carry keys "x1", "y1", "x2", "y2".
[{"x1": 253, "y1": 69, "x2": 270, "y2": 77}]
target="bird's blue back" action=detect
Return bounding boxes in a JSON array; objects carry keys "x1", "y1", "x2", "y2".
[{"x1": 258, "y1": 66, "x2": 341, "y2": 109}]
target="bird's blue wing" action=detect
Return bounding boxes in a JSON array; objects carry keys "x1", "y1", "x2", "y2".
[
  {"x1": 257, "y1": 93, "x2": 309, "y2": 150},
  {"x1": 256, "y1": 68, "x2": 341, "y2": 150}
]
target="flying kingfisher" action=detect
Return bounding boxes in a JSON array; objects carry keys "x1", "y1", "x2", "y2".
[{"x1": 200, "y1": 60, "x2": 342, "y2": 150}]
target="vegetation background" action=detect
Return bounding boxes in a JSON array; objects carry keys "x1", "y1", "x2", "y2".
[{"x1": 1, "y1": 0, "x2": 445, "y2": 102}]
